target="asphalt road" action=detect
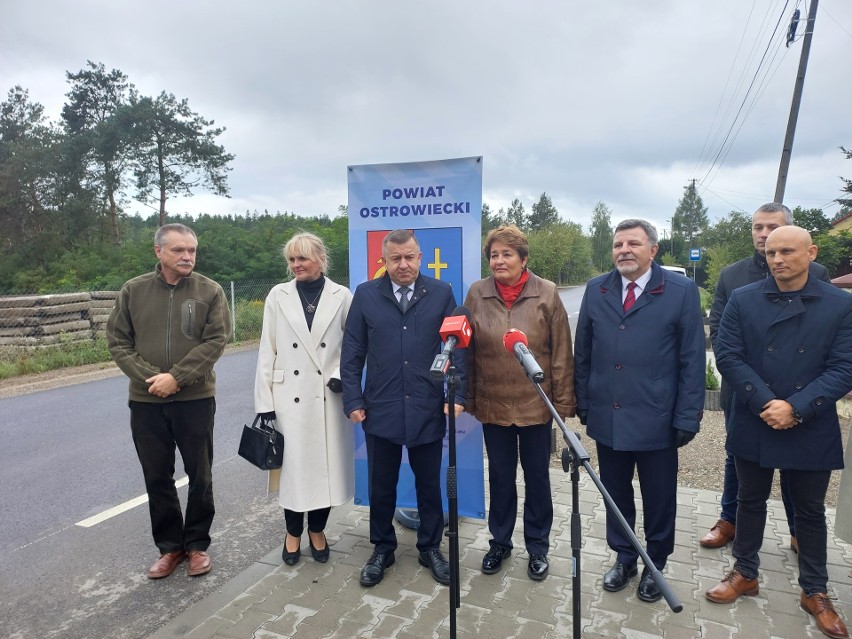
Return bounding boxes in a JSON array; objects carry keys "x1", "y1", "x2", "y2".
[
  {"x1": 0, "y1": 349, "x2": 291, "y2": 639},
  {"x1": 0, "y1": 285, "x2": 585, "y2": 639}
]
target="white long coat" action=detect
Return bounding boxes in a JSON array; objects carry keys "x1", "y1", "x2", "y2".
[{"x1": 254, "y1": 278, "x2": 354, "y2": 511}]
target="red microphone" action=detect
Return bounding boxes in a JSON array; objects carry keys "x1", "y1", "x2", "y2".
[
  {"x1": 503, "y1": 328, "x2": 545, "y2": 383},
  {"x1": 439, "y1": 307, "x2": 473, "y2": 349},
  {"x1": 430, "y1": 306, "x2": 473, "y2": 379}
]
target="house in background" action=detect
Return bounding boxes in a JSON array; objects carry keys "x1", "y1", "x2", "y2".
[
  {"x1": 831, "y1": 272, "x2": 852, "y2": 292},
  {"x1": 830, "y1": 210, "x2": 852, "y2": 235}
]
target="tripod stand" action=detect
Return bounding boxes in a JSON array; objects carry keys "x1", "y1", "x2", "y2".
[
  {"x1": 528, "y1": 380, "x2": 683, "y2": 639},
  {"x1": 444, "y1": 358, "x2": 462, "y2": 638}
]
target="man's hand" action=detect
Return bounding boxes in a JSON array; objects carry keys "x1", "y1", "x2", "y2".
[
  {"x1": 760, "y1": 399, "x2": 799, "y2": 430},
  {"x1": 577, "y1": 409, "x2": 588, "y2": 426},
  {"x1": 444, "y1": 403, "x2": 464, "y2": 418},
  {"x1": 146, "y1": 373, "x2": 179, "y2": 398},
  {"x1": 349, "y1": 408, "x2": 366, "y2": 424},
  {"x1": 674, "y1": 428, "x2": 696, "y2": 448}
]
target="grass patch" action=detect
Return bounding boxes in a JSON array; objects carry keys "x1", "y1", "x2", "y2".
[{"x1": 0, "y1": 337, "x2": 113, "y2": 380}]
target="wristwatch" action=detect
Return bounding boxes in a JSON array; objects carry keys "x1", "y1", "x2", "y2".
[{"x1": 792, "y1": 409, "x2": 803, "y2": 424}]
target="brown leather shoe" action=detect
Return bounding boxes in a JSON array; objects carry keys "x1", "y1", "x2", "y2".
[
  {"x1": 801, "y1": 592, "x2": 849, "y2": 639},
  {"x1": 699, "y1": 519, "x2": 736, "y2": 548},
  {"x1": 791, "y1": 536, "x2": 799, "y2": 554},
  {"x1": 187, "y1": 550, "x2": 212, "y2": 576},
  {"x1": 147, "y1": 550, "x2": 186, "y2": 579},
  {"x1": 705, "y1": 568, "x2": 759, "y2": 603}
]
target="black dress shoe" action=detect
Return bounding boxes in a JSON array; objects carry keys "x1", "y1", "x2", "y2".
[
  {"x1": 527, "y1": 554, "x2": 549, "y2": 581},
  {"x1": 419, "y1": 548, "x2": 450, "y2": 585},
  {"x1": 309, "y1": 532, "x2": 330, "y2": 563},
  {"x1": 637, "y1": 566, "x2": 663, "y2": 603},
  {"x1": 360, "y1": 550, "x2": 395, "y2": 586},
  {"x1": 482, "y1": 544, "x2": 512, "y2": 575},
  {"x1": 282, "y1": 534, "x2": 301, "y2": 566},
  {"x1": 603, "y1": 561, "x2": 638, "y2": 592}
]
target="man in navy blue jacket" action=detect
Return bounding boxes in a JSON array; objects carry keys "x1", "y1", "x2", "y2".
[
  {"x1": 341, "y1": 229, "x2": 465, "y2": 587},
  {"x1": 701, "y1": 202, "x2": 830, "y2": 552},
  {"x1": 574, "y1": 219, "x2": 705, "y2": 603},
  {"x1": 706, "y1": 226, "x2": 852, "y2": 639}
]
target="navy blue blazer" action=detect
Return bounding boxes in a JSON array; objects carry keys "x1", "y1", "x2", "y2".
[
  {"x1": 716, "y1": 275, "x2": 852, "y2": 471},
  {"x1": 574, "y1": 262, "x2": 706, "y2": 451},
  {"x1": 341, "y1": 273, "x2": 466, "y2": 447}
]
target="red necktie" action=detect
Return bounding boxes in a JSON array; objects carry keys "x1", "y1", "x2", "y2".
[{"x1": 623, "y1": 281, "x2": 637, "y2": 313}]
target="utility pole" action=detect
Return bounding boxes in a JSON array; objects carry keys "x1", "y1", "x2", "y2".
[{"x1": 774, "y1": 0, "x2": 819, "y2": 204}]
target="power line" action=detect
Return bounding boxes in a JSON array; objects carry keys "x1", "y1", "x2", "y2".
[{"x1": 696, "y1": 1, "x2": 792, "y2": 188}]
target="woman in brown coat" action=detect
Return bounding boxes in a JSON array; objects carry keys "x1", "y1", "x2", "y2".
[{"x1": 464, "y1": 225, "x2": 576, "y2": 581}]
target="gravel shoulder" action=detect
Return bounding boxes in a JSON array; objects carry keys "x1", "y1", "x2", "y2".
[
  {"x1": 554, "y1": 410, "x2": 850, "y2": 508},
  {"x1": 0, "y1": 341, "x2": 259, "y2": 400}
]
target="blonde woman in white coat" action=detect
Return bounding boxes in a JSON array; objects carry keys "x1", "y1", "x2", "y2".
[{"x1": 254, "y1": 232, "x2": 354, "y2": 565}]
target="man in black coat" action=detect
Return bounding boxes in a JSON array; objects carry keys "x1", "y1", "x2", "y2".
[{"x1": 700, "y1": 203, "x2": 829, "y2": 552}]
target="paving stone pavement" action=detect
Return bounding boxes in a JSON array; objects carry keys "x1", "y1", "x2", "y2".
[{"x1": 149, "y1": 469, "x2": 852, "y2": 639}]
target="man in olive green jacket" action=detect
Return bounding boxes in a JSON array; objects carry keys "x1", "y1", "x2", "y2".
[{"x1": 107, "y1": 223, "x2": 231, "y2": 580}]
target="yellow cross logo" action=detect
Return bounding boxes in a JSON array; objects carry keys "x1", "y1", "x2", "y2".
[{"x1": 427, "y1": 248, "x2": 448, "y2": 280}]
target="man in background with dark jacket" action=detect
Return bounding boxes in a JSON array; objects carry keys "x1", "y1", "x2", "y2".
[
  {"x1": 705, "y1": 226, "x2": 851, "y2": 639},
  {"x1": 700, "y1": 203, "x2": 830, "y2": 551},
  {"x1": 341, "y1": 229, "x2": 465, "y2": 587},
  {"x1": 107, "y1": 223, "x2": 231, "y2": 580}
]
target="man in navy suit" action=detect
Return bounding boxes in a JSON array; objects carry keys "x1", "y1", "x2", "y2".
[
  {"x1": 341, "y1": 229, "x2": 465, "y2": 587},
  {"x1": 574, "y1": 219, "x2": 705, "y2": 603}
]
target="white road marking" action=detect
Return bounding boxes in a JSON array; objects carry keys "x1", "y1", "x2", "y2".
[{"x1": 75, "y1": 477, "x2": 189, "y2": 528}]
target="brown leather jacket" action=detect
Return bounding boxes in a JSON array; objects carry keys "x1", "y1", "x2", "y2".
[{"x1": 463, "y1": 272, "x2": 576, "y2": 426}]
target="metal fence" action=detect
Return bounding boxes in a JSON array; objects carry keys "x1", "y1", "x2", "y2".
[{"x1": 0, "y1": 278, "x2": 302, "y2": 348}]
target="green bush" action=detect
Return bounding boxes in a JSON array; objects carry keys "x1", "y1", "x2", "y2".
[
  {"x1": 706, "y1": 361, "x2": 720, "y2": 391},
  {"x1": 234, "y1": 299, "x2": 265, "y2": 342},
  {"x1": 698, "y1": 287, "x2": 712, "y2": 316}
]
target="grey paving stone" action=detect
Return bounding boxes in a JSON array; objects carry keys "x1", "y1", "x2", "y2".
[
  {"x1": 149, "y1": 467, "x2": 852, "y2": 639},
  {"x1": 214, "y1": 609, "x2": 276, "y2": 638}
]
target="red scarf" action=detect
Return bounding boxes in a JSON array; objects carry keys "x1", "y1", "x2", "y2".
[{"x1": 494, "y1": 269, "x2": 530, "y2": 309}]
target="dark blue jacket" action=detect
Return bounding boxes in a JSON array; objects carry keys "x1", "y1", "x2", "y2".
[
  {"x1": 341, "y1": 274, "x2": 466, "y2": 447},
  {"x1": 708, "y1": 251, "x2": 830, "y2": 412},
  {"x1": 574, "y1": 262, "x2": 705, "y2": 451},
  {"x1": 716, "y1": 276, "x2": 852, "y2": 470}
]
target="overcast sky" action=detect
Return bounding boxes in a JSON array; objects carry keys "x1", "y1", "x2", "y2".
[{"x1": 3, "y1": 0, "x2": 851, "y2": 235}]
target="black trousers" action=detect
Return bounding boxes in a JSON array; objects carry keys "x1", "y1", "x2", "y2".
[
  {"x1": 130, "y1": 398, "x2": 216, "y2": 553},
  {"x1": 483, "y1": 422, "x2": 553, "y2": 555},
  {"x1": 597, "y1": 443, "x2": 678, "y2": 569},
  {"x1": 284, "y1": 507, "x2": 332, "y2": 536},
  {"x1": 365, "y1": 432, "x2": 443, "y2": 555},
  {"x1": 733, "y1": 456, "x2": 831, "y2": 594}
]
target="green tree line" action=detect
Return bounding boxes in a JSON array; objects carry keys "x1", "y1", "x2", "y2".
[
  {"x1": 0, "y1": 61, "x2": 233, "y2": 288},
  {"x1": 3, "y1": 61, "x2": 850, "y2": 294}
]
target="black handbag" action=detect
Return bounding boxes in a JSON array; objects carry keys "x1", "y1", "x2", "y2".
[{"x1": 238, "y1": 415, "x2": 284, "y2": 470}]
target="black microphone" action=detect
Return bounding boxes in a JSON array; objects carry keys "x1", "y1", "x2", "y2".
[
  {"x1": 430, "y1": 306, "x2": 473, "y2": 379},
  {"x1": 502, "y1": 328, "x2": 545, "y2": 383}
]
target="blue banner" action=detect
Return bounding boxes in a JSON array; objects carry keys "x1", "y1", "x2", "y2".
[{"x1": 348, "y1": 156, "x2": 485, "y2": 520}]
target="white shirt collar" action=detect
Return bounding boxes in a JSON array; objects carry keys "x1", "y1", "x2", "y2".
[{"x1": 392, "y1": 281, "x2": 411, "y2": 298}]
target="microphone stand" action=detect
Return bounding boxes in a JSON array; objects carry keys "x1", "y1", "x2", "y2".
[
  {"x1": 444, "y1": 355, "x2": 461, "y2": 639},
  {"x1": 527, "y1": 380, "x2": 682, "y2": 639}
]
